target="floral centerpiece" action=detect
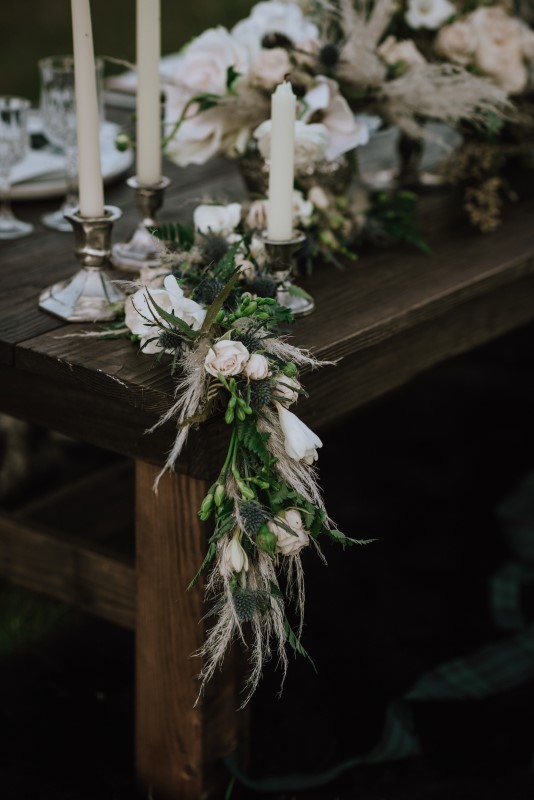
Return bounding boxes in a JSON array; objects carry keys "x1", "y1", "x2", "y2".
[
  {"x1": 379, "y1": 0, "x2": 534, "y2": 230},
  {"x1": 116, "y1": 201, "x2": 370, "y2": 704},
  {"x1": 154, "y1": 0, "x2": 510, "y2": 251}
]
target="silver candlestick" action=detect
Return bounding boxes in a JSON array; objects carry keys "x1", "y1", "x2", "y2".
[
  {"x1": 263, "y1": 231, "x2": 314, "y2": 317},
  {"x1": 39, "y1": 205, "x2": 124, "y2": 322},
  {"x1": 111, "y1": 175, "x2": 170, "y2": 271}
]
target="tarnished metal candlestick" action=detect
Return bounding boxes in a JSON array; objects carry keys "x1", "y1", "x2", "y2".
[
  {"x1": 111, "y1": 175, "x2": 170, "y2": 271},
  {"x1": 39, "y1": 205, "x2": 124, "y2": 322},
  {"x1": 263, "y1": 230, "x2": 314, "y2": 317}
]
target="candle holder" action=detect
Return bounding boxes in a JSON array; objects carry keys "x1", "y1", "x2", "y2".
[
  {"x1": 263, "y1": 231, "x2": 314, "y2": 317},
  {"x1": 111, "y1": 175, "x2": 170, "y2": 272},
  {"x1": 39, "y1": 205, "x2": 124, "y2": 322}
]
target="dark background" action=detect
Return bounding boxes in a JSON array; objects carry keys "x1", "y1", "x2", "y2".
[
  {"x1": 1, "y1": 319, "x2": 534, "y2": 799},
  {"x1": 1, "y1": 1, "x2": 534, "y2": 797}
]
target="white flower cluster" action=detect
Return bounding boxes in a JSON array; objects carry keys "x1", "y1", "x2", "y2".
[
  {"x1": 163, "y1": 0, "x2": 371, "y2": 167},
  {"x1": 403, "y1": 0, "x2": 534, "y2": 96},
  {"x1": 204, "y1": 337, "x2": 322, "y2": 466},
  {"x1": 435, "y1": 6, "x2": 534, "y2": 95}
]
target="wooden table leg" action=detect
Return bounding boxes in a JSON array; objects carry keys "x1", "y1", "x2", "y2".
[{"x1": 135, "y1": 460, "x2": 245, "y2": 800}]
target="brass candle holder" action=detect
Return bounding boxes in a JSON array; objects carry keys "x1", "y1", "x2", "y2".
[
  {"x1": 111, "y1": 175, "x2": 170, "y2": 272},
  {"x1": 39, "y1": 205, "x2": 124, "y2": 321},
  {"x1": 263, "y1": 230, "x2": 314, "y2": 317}
]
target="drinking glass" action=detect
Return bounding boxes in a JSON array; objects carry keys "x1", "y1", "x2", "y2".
[
  {"x1": 0, "y1": 96, "x2": 34, "y2": 239},
  {"x1": 39, "y1": 55, "x2": 103, "y2": 232}
]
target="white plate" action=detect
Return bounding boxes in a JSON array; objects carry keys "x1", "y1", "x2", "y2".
[{"x1": 11, "y1": 120, "x2": 134, "y2": 201}]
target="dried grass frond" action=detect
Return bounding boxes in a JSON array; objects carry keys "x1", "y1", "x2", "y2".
[{"x1": 380, "y1": 64, "x2": 510, "y2": 138}]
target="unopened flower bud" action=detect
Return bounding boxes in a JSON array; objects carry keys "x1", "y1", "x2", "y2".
[
  {"x1": 214, "y1": 483, "x2": 225, "y2": 507},
  {"x1": 256, "y1": 524, "x2": 278, "y2": 558}
]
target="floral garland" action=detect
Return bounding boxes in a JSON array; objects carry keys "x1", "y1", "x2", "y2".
[{"x1": 122, "y1": 209, "x2": 367, "y2": 704}]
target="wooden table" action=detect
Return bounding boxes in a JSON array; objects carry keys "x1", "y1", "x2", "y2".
[{"x1": 1, "y1": 141, "x2": 534, "y2": 799}]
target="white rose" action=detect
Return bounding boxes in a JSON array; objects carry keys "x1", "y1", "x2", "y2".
[
  {"x1": 307, "y1": 185, "x2": 330, "y2": 211},
  {"x1": 165, "y1": 103, "x2": 226, "y2": 167},
  {"x1": 175, "y1": 26, "x2": 248, "y2": 96},
  {"x1": 405, "y1": 0, "x2": 455, "y2": 30},
  {"x1": 275, "y1": 402, "x2": 322, "y2": 464},
  {"x1": 434, "y1": 20, "x2": 478, "y2": 67},
  {"x1": 274, "y1": 376, "x2": 300, "y2": 405},
  {"x1": 232, "y1": 1, "x2": 319, "y2": 65},
  {"x1": 249, "y1": 47, "x2": 292, "y2": 90},
  {"x1": 204, "y1": 339, "x2": 250, "y2": 377},
  {"x1": 267, "y1": 510, "x2": 309, "y2": 556},
  {"x1": 237, "y1": 258, "x2": 256, "y2": 281},
  {"x1": 378, "y1": 36, "x2": 427, "y2": 68},
  {"x1": 302, "y1": 78, "x2": 370, "y2": 161},
  {"x1": 125, "y1": 276, "x2": 206, "y2": 354},
  {"x1": 244, "y1": 353, "x2": 270, "y2": 380},
  {"x1": 254, "y1": 119, "x2": 329, "y2": 168},
  {"x1": 194, "y1": 202, "x2": 242, "y2": 236},
  {"x1": 470, "y1": 7, "x2": 529, "y2": 95},
  {"x1": 246, "y1": 199, "x2": 269, "y2": 231}
]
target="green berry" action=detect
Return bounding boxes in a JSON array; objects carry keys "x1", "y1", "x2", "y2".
[
  {"x1": 283, "y1": 362, "x2": 298, "y2": 377},
  {"x1": 214, "y1": 484, "x2": 225, "y2": 507}
]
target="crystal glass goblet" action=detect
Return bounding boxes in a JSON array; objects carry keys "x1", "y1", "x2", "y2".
[
  {"x1": 0, "y1": 96, "x2": 34, "y2": 239},
  {"x1": 39, "y1": 55, "x2": 103, "y2": 232}
]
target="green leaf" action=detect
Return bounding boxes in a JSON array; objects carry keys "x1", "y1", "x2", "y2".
[
  {"x1": 226, "y1": 65, "x2": 241, "y2": 91},
  {"x1": 187, "y1": 541, "x2": 217, "y2": 589},
  {"x1": 326, "y1": 528, "x2": 378, "y2": 548},
  {"x1": 236, "y1": 419, "x2": 271, "y2": 468},
  {"x1": 145, "y1": 291, "x2": 201, "y2": 339},
  {"x1": 287, "y1": 284, "x2": 313, "y2": 301},
  {"x1": 284, "y1": 619, "x2": 317, "y2": 673},
  {"x1": 150, "y1": 222, "x2": 195, "y2": 249},
  {"x1": 200, "y1": 257, "x2": 242, "y2": 334},
  {"x1": 268, "y1": 580, "x2": 284, "y2": 600}
]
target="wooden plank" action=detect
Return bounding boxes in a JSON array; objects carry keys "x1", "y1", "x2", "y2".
[
  {"x1": 136, "y1": 461, "x2": 244, "y2": 800},
  {"x1": 17, "y1": 459, "x2": 134, "y2": 552},
  {"x1": 0, "y1": 514, "x2": 135, "y2": 628},
  {"x1": 0, "y1": 154, "x2": 243, "y2": 365}
]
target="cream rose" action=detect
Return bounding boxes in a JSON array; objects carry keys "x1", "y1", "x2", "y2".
[
  {"x1": 194, "y1": 202, "x2": 242, "y2": 236},
  {"x1": 232, "y1": 1, "x2": 319, "y2": 65},
  {"x1": 244, "y1": 353, "x2": 270, "y2": 380},
  {"x1": 435, "y1": 20, "x2": 478, "y2": 66},
  {"x1": 175, "y1": 26, "x2": 248, "y2": 96},
  {"x1": 249, "y1": 47, "x2": 292, "y2": 90},
  {"x1": 378, "y1": 36, "x2": 427, "y2": 69},
  {"x1": 307, "y1": 185, "x2": 330, "y2": 211},
  {"x1": 405, "y1": 0, "x2": 455, "y2": 30},
  {"x1": 470, "y1": 7, "x2": 529, "y2": 95},
  {"x1": 267, "y1": 510, "x2": 310, "y2": 556},
  {"x1": 204, "y1": 339, "x2": 250, "y2": 377},
  {"x1": 254, "y1": 119, "x2": 329, "y2": 167},
  {"x1": 164, "y1": 104, "x2": 227, "y2": 167},
  {"x1": 274, "y1": 376, "x2": 300, "y2": 405}
]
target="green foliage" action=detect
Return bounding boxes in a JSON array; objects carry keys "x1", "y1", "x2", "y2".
[
  {"x1": 146, "y1": 291, "x2": 201, "y2": 339},
  {"x1": 368, "y1": 191, "x2": 431, "y2": 254},
  {"x1": 150, "y1": 221, "x2": 195, "y2": 250},
  {"x1": 284, "y1": 619, "x2": 317, "y2": 673},
  {"x1": 236, "y1": 419, "x2": 272, "y2": 470}
]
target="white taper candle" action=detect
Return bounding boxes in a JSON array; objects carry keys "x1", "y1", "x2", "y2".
[
  {"x1": 136, "y1": 0, "x2": 162, "y2": 186},
  {"x1": 267, "y1": 81, "x2": 296, "y2": 241},
  {"x1": 70, "y1": 0, "x2": 104, "y2": 218}
]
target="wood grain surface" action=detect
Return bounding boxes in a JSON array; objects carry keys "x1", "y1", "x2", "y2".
[
  {"x1": 2, "y1": 170, "x2": 534, "y2": 477},
  {"x1": 0, "y1": 513, "x2": 134, "y2": 628},
  {"x1": 135, "y1": 461, "x2": 245, "y2": 800}
]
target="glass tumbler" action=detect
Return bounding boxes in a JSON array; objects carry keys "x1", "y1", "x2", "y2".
[{"x1": 0, "y1": 96, "x2": 34, "y2": 239}]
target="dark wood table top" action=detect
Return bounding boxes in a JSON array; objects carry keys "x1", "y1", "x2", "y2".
[{"x1": 2, "y1": 131, "x2": 534, "y2": 479}]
